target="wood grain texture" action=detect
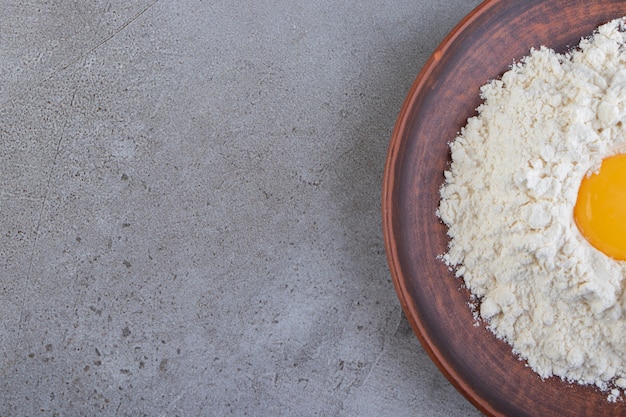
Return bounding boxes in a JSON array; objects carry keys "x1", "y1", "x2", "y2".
[{"x1": 382, "y1": 1, "x2": 626, "y2": 416}]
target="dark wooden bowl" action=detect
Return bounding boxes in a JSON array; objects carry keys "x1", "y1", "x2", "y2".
[{"x1": 382, "y1": 1, "x2": 626, "y2": 416}]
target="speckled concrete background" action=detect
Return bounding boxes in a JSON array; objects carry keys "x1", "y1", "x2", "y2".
[{"x1": 0, "y1": 1, "x2": 484, "y2": 415}]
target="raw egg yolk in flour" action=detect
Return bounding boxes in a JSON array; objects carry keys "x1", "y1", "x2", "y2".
[{"x1": 574, "y1": 153, "x2": 626, "y2": 260}]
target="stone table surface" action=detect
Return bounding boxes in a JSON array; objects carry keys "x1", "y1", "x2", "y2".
[{"x1": 0, "y1": 1, "x2": 485, "y2": 415}]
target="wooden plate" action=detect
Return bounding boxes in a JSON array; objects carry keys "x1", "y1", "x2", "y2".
[{"x1": 382, "y1": 1, "x2": 626, "y2": 416}]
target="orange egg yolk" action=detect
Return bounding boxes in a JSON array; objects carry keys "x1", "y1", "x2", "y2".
[{"x1": 574, "y1": 153, "x2": 626, "y2": 261}]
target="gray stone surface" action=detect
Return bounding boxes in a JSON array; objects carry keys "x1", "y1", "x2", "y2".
[{"x1": 0, "y1": 0, "x2": 484, "y2": 415}]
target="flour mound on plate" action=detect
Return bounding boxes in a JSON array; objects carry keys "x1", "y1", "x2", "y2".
[{"x1": 437, "y1": 17, "x2": 626, "y2": 396}]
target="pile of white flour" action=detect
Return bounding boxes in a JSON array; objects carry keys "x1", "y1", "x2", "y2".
[{"x1": 437, "y1": 18, "x2": 626, "y2": 397}]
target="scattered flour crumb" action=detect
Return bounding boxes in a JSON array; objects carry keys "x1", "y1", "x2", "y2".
[
  {"x1": 438, "y1": 17, "x2": 626, "y2": 395},
  {"x1": 609, "y1": 388, "x2": 622, "y2": 403}
]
